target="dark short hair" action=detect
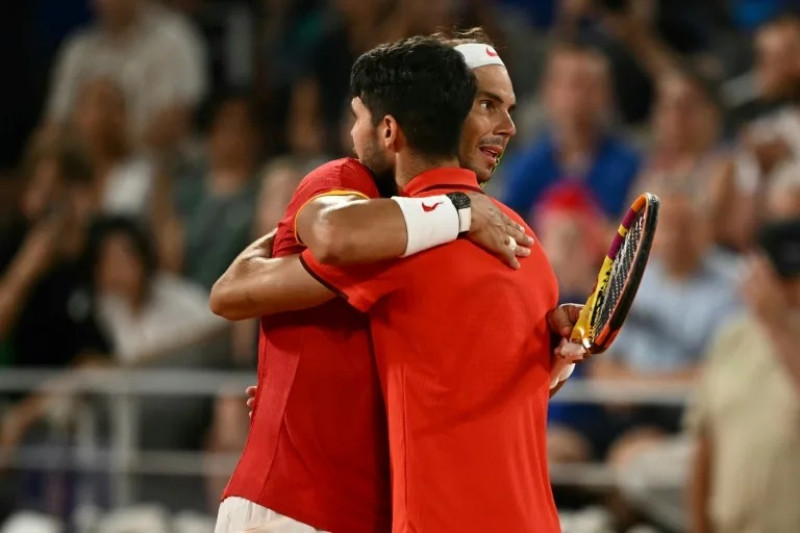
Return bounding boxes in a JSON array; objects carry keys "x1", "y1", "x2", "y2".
[
  {"x1": 88, "y1": 215, "x2": 158, "y2": 282},
  {"x1": 431, "y1": 27, "x2": 495, "y2": 47},
  {"x1": 350, "y1": 36, "x2": 477, "y2": 160}
]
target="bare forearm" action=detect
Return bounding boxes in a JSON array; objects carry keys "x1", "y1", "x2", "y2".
[
  {"x1": 0, "y1": 263, "x2": 41, "y2": 336},
  {"x1": 689, "y1": 431, "x2": 713, "y2": 533},
  {"x1": 210, "y1": 240, "x2": 334, "y2": 320},
  {"x1": 298, "y1": 199, "x2": 408, "y2": 265}
]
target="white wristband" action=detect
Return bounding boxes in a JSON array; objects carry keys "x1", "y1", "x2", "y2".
[{"x1": 392, "y1": 195, "x2": 460, "y2": 257}]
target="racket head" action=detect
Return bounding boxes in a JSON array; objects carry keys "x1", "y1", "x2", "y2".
[{"x1": 570, "y1": 192, "x2": 660, "y2": 354}]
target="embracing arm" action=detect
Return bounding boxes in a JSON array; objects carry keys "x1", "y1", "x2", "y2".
[
  {"x1": 209, "y1": 232, "x2": 334, "y2": 321},
  {"x1": 210, "y1": 191, "x2": 533, "y2": 321},
  {"x1": 297, "y1": 192, "x2": 532, "y2": 268}
]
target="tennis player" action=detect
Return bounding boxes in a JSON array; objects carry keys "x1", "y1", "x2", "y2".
[
  {"x1": 211, "y1": 31, "x2": 576, "y2": 533},
  {"x1": 228, "y1": 36, "x2": 561, "y2": 532}
]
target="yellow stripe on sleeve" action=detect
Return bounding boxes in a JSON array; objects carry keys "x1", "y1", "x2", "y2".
[{"x1": 293, "y1": 189, "x2": 371, "y2": 244}]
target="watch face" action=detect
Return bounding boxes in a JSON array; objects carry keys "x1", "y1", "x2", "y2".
[{"x1": 448, "y1": 192, "x2": 471, "y2": 209}]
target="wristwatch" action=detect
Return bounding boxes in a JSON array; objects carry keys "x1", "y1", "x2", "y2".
[{"x1": 446, "y1": 192, "x2": 472, "y2": 236}]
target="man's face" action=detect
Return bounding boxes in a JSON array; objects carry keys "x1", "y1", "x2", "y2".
[
  {"x1": 350, "y1": 97, "x2": 394, "y2": 189},
  {"x1": 459, "y1": 64, "x2": 517, "y2": 183},
  {"x1": 543, "y1": 51, "x2": 609, "y2": 131},
  {"x1": 653, "y1": 75, "x2": 718, "y2": 153},
  {"x1": 756, "y1": 23, "x2": 800, "y2": 100}
]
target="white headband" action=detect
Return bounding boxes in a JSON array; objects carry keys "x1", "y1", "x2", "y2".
[{"x1": 454, "y1": 43, "x2": 505, "y2": 70}]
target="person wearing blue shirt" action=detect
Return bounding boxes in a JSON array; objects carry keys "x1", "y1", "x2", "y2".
[{"x1": 499, "y1": 43, "x2": 640, "y2": 220}]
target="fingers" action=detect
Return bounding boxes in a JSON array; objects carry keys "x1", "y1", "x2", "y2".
[
  {"x1": 547, "y1": 306, "x2": 575, "y2": 338},
  {"x1": 505, "y1": 218, "x2": 534, "y2": 246},
  {"x1": 245, "y1": 385, "x2": 257, "y2": 398},
  {"x1": 500, "y1": 238, "x2": 521, "y2": 270}
]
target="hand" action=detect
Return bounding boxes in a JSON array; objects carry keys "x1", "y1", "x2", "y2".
[
  {"x1": 546, "y1": 303, "x2": 584, "y2": 339},
  {"x1": 741, "y1": 254, "x2": 791, "y2": 329},
  {"x1": 245, "y1": 385, "x2": 257, "y2": 418},
  {"x1": 466, "y1": 193, "x2": 532, "y2": 269}
]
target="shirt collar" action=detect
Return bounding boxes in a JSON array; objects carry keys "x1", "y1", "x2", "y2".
[{"x1": 401, "y1": 167, "x2": 482, "y2": 197}]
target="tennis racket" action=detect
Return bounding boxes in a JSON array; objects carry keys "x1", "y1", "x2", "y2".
[{"x1": 551, "y1": 192, "x2": 661, "y2": 387}]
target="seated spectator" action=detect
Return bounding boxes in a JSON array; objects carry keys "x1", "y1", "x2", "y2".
[
  {"x1": 632, "y1": 67, "x2": 724, "y2": 200},
  {"x1": 688, "y1": 183, "x2": 800, "y2": 533},
  {"x1": 89, "y1": 216, "x2": 224, "y2": 365},
  {"x1": 45, "y1": 0, "x2": 207, "y2": 155},
  {"x1": 169, "y1": 93, "x2": 261, "y2": 290},
  {"x1": 0, "y1": 137, "x2": 109, "y2": 516},
  {"x1": 499, "y1": 42, "x2": 640, "y2": 220},
  {"x1": 714, "y1": 15, "x2": 800, "y2": 250},
  {"x1": 72, "y1": 77, "x2": 156, "y2": 218},
  {"x1": 0, "y1": 137, "x2": 108, "y2": 372},
  {"x1": 550, "y1": 188, "x2": 740, "y2": 466},
  {"x1": 532, "y1": 182, "x2": 607, "y2": 302}
]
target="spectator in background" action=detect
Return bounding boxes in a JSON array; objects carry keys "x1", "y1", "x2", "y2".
[
  {"x1": 45, "y1": 0, "x2": 207, "y2": 155},
  {"x1": 632, "y1": 67, "x2": 724, "y2": 200},
  {"x1": 0, "y1": 137, "x2": 108, "y2": 372},
  {"x1": 89, "y1": 216, "x2": 224, "y2": 365},
  {"x1": 592, "y1": 189, "x2": 738, "y2": 463},
  {"x1": 169, "y1": 93, "x2": 260, "y2": 290},
  {"x1": 72, "y1": 77, "x2": 156, "y2": 218},
  {"x1": 0, "y1": 138, "x2": 109, "y2": 514},
  {"x1": 532, "y1": 183, "x2": 606, "y2": 303},
  {"x1": 499, "y1": 43, "x2": 640, "y2": 221},
  {"x1": 715, "y1": 15, "x2": 800, "y2": 250},
  {"x1": 686, "y1": 173, "x2": 800, "y2": 533},
  {"x1": 550, "y1": 189, "x2": 739, "y2": 467}
]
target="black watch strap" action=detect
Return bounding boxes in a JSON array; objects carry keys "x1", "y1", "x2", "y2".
[{"x1": 446, "y1": 192, "x2": 472, "y2": 236}]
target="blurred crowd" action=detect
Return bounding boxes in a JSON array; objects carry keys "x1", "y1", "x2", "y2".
[{"x1": 1, "y1": 0, "x2": 800, "y2": 531}]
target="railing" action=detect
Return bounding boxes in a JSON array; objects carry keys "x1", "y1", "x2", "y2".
[{"x1": 0, "y1": 368, "x2": 692, "y2": 529}]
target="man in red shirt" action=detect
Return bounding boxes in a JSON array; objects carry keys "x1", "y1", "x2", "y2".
[
  {"x1": 223, "y1": 36, "x2": 561, "y2": 532},
  {"x1": 211, "y1": 32, "x2": 576, "y2": 533}
]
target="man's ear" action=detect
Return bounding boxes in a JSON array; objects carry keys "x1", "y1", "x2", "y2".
[{"x1": 382, "y1": 115, "x2": 403, "y2": 152}]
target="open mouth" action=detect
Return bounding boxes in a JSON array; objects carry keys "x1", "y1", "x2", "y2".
[{"x1": 478, "y1": 146, "x2": 502, "y2": 165}]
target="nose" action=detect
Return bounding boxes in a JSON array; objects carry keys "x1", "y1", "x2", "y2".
[{"x1": 497, "y1": 111, "x2": 516, "y2": 139}]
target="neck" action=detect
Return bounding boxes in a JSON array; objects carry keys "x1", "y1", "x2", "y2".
[{"x1": 394, "y1": 153, "x2": 460, "y2": 189}]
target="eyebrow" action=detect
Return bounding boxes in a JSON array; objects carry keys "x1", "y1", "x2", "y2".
[{"x1": 477, "y1": 90, "x2": 516, "y2": 111}]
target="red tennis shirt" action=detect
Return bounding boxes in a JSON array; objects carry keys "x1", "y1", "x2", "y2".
[
  {"x1": 223, "y1": 158, "x2": 392, "y2": 533},
  {"x1": 300, "y1": 167, "x2": 561, "y2": 533}
]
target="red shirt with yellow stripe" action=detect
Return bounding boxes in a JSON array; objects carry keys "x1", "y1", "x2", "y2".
[{"x1": 222, "y1": 158, "x2": 392, "y2": 533}]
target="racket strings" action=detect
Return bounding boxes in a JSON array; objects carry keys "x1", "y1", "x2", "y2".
[{"x1": 592, "y1": 211, "x2": 645, "y2": 335}]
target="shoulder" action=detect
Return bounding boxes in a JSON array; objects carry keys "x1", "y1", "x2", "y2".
[{"x1": 295, "y1": 158, "x2": 379, "y2": 201}]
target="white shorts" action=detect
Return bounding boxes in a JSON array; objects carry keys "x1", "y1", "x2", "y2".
[{"x1": 214, "y1": 497, "x2": 328, "y2": 533}]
